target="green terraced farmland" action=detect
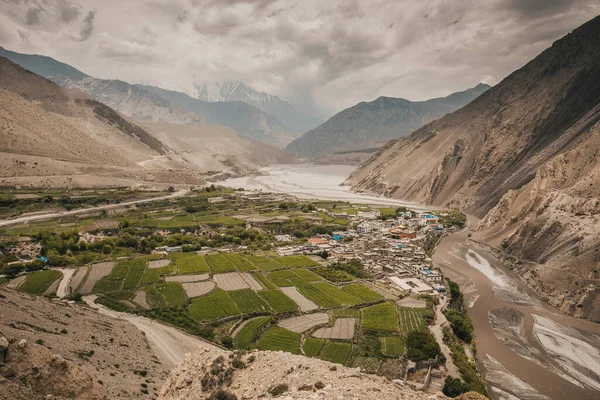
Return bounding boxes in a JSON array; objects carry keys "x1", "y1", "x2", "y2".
[
  {"x1": 294, "y1": 268, "x2": 322, "y2": 282},
  {"x1": 174, "y1": 254, "x2": 209, "y2": 274},
  {"x1": 19, "y1": 270, "x2": 62, "y2": 295},
  {"x1": 257, "y1": 327, "x2": 301, "y2": 354},
  {"x1": 258, "y1": 290, "x2": 298, "y2": 313},
  {"x1": 303, "y1": 337, "x2": 325, "y2": 357},
  {"x1": 95, "y1": 258, "x2": 147, "y2": 293},
  {"x1": 319, "y1": 342, "x2": 352, "y2": 364},
  {"x1": 188, "y1": 289, "x2": 240, "y2": 321},
  {"x1": 222, "y1": 254, "x2": 255, "y2": 271},
  {"x1": 275, "y1": 255, "x2": 318, "y2": 268},
  {"x1": 140, "y1": 265, "x2": 174, "y2": 285},
  {"x1": 93, "y1": 280, "x2": 123, "y2": 293},
  {"x1": 398, "y1": 307, "x2": 428, "y2": 335},
  {"x1": 312, "y1": 282, "x2": 363, "y2": 305},
  {"x1": 145, "y1": 286, "x2": 168, "y2": 308},
  {"x1": 268, "y1": 270, "x2": 297, "y2": 286},
  {"x1": 341, "y1": 284, "x2": 383, "y2": 302},
  {"x1": 234, "y1": 316, "x2": 271, "y2": 349},
  {"x1": 156, "y1": 282, "x2": 187, "y2": 306},
  {"x1": 205, "y1": 254, "x2": 238, "y2": 273},
  {"x1": 361, "y1": 302, "x2": 399, "y2": 332},
  {"x1": 289, "y1": 277, "x2": 340, "y2": 308},
  {"x1": 380, "y1": 336, "x2": 405, "y2": 357},
  {"x1": 229, "y1": 289, "x2": 271, "y2": 314},
  {"x1": 255, "y1": 259, "x2": 285, "y2": 272},
  {"x1": 331, "y1": 308, "x2": 360, "y2": 318},
  {"x1": 313, "y1": 267, "x2": 356, "y2": 282},
  {"x1": 252, "y1": 272, "x2": 277, "y2": 290}
]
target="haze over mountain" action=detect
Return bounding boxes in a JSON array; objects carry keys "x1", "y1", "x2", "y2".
[
  {"x1": 350, "y1": 15, "x2": 600, "y2": 321},
  {"x1": 191, "y1": 81, "x2": 324, "y2": 133},
  {"x1": 285, "y1": 84, "x2": 490, "y2": 159},
  {"x1": 0, "y1": 47, "x2": 299, "y2": 147},
  {"x1": 0, "y1": 55, "x2": 293, "y2": 188}
]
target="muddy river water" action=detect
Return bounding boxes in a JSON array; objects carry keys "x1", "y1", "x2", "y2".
[{"x1": 224, "y1": 165, "x2": 600, "y2": 400}]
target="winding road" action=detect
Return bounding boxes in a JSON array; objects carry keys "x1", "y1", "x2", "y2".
[
  {"x1": 83, "y1": 295, "x2": 220, "y2": 367},
  {"x1": 0, "y1": 189, "x2": 189, "y2": 228}
]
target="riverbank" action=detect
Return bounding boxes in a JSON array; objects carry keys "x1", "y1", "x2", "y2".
[{"x1": 432, "y1": 216, "x2": 600, "y2": 399}]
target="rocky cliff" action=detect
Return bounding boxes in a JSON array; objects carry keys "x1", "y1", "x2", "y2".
[
  {"x1": 286, "y1": 84, "x2": 489, "y2": 158},
  {"x1": 349, "y1": 16, "x2": 600, "y2": 321}
]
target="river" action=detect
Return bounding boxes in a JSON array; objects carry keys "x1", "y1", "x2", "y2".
[{"x1": 225, "y1": 165, "x2": 600, "y2": 400}]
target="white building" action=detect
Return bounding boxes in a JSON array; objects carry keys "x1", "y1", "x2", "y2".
[
  {"x1": 357, "y1": 210, "x2": 381, "y2": 220},
  {"x1": 357, "y1": 221, "x2": 377, "y2": 234},
  {"x1": 275, "y1": 234, "x2": 292, "y2": 242}
]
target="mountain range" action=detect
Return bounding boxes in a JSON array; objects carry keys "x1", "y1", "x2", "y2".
[
  {"x1": 0, "y1": 47, "x2": 301, "y2": 147},
  {"x1": 285, "y1": 84, "x2": 490, "y2": 160},
  {"x1": 350, "y1": 15, "x2": 600, "y2": 321},
  {"x1": 191, "y1": 81, "x2": 324, "y2": 133},
  {"x1": 0, "y1": 55, "x2": 293, "y2": 188}
]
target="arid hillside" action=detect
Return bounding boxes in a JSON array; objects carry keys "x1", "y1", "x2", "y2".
[
  {"x1": 0, "y1": 56, "x2": 294, "y2": 188},
  {"x1": 349, "y1": 16, "x2": 600, "y2": 321}
]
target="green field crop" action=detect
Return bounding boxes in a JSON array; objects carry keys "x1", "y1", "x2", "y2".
[
  {"x1": 341, "y1": 284, "x2": 383, "y2": 302},
  {"x1": 294, "y1": 268, "x2": 322, "y2": 281},
  {"x1": 95, "y1": 258, "x2": 147, "y2": 293},
  {"x1": 144, "y1": 286, "x2": 167, "y2": 308},
  {"x1": 93, "y1": 280, "x2": 123, "y2": 293},
  {"x1": 258, "y1": 290, "x2": 298, "y2": 313},
  {"x1": 19, "y1": 270, "x2": 62, "y2": 295},
  {"x1": 174, "y1": 254, "x2": 210, "y2": 274},
  {"x1": 252, "y1": 272, "x2": 277, "y2": 290},
  {"x1": 303, "y1": 337, "x2": 325, "y2": 357},
  {"x1": 222, "y1": 254, "x2": 255, "y2": 271},
  {"x1": 275, "y1": 255, "x2": 318, "y2": 268},
  {"x1": 257, "y1": 327, "x2": 301, "y2": 354},
  {"x1": 398, "y1": 307, "x2": 428, "y2": 335},
  {"x1": 361, "y1": 302, "x2": 399, "y2": 332},
  {"x1": 313, "y1": 267, "x2": 355, "y2": 282},
  {"x1": 331, "y1": 308, "x2": 360, "y2": 318},
  {"x1": 312, "y1": 282, "x2": 363, "y2": 305},
  {"x1": 289, "y1": 277, "x2": 340, "y2": 308},
  {"x1": 380, "y1": 336, "x2": 405, "y2": 357},
  {"x1": 319, "y1": 342, "x2": 352, "y2": 364},
  {"x1": 156, "y1": 282, "x2": 187, "y2": 306},
  {"x1": 229, "y1": 289, "x2": 272, "y2": 314},
  {"x1": 233, "y1": 316, "x2": 270, "y2": 349},
  {"x1": 255, "y1": 260, "x2": 285, "y2": 272},
  {"x1": 140, "y1": 265, "x2": 174, "y2": 285},
  {"x1": 268, "y1": 270, "x2": 297, "y2": 286},
  {"x1": 205, "y1": 254, "x2": 238, "y2": 273},
  {"x1": 188, "y1": 289, "x2": 240, "y2": 321}
]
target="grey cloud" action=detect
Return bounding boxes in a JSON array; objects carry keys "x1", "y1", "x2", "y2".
[
  {"x1": 498, "y1": 0, "x2": 590, "y2": 18},
  {"x1": 26, "y1": 6, "x2": 41, "y2": 24},
  {"x1": 57, "y1": 0, "x2": 80, "y2": 23},
  {"x1": 76, "y1": 10, "x2": 95, "y2": 41},
  {"x1": 17, "y1": 28, "x2": 29, "y2": 41}
]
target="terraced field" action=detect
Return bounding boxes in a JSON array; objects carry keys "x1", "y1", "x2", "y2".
[
  {"x1": 312, "y1": 282, "x2": 362, "y2": 305},
  {"x1": 188, "y1": 289, "x2": 240, "y2": 321},
  {"x1": 303, "y1": 337, "x2": 325, "y2": 357},
  {"x1": 205, "y1": 254, "x2": 238, "y2": 273},
  {"x1": 233, "y1": 316, "x2": 271, "y2": 349},
  {"x1": 278, "y1": 313, "x2": 329, "y2": 333},
  {"x1": 319, "y1": 342, "x2": 352, "y2": 364},
  {"x1": 289, "y1": 277, "x2": 340, "y2": 308},
  {"x1": 275, "y1": 255, "x2": 318, "y2": 268},
  {"x1": 361, "y1": 302, "x2": 399, "y2": 332},
  {"x1": 257, "y1": 327, "x2": 301, "y2": 354},
  {"x1": 258, "y1": 290, "x2": 298, "y2": 312},
  {"x1": 155, "y1": 282, "x2": 187, "y2": 306},
  {"x1": 252, "y1": 272, "x2": 277, "y2": 289},
  {"x1": 380, "y1": 336, "x2": 405, "y2": 357},
  {"x1": 19, "y1": 270, "x2": 62, "y2": 295},
  {"x1": 94, "y1": 259, "x2": 147, "y2": 293},
  {"x1": 294, "y1": 268, "x2": 322, "y2": 281},
  {"x1": 341, "y1": 284, "x2": 383, "y2": 302},
  {"x1": 229, "y1": 289, "x2": 271, "y2": 313},
  {"x1": 174, "y1": 254, "x2": 209, "y2": 274},
  {"x1": 398, "y1": 307, "x2": 428, "y2": 334},
  {"x1": 268, "y1": 270, "x2": 297, "y2": 286}
]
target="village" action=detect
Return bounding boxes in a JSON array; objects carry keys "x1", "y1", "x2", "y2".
[{"x1": 272, "y1": 199, "x2": 450, "y2": 297}]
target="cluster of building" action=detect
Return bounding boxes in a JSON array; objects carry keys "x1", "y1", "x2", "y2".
[{"x1": 277, "y1": 209, "x2": 449, "y2": 295}]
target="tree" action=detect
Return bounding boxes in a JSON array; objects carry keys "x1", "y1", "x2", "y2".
[
  {"x1": 319, "y1": 250, "x2": 329, "y2": 259},
  {"x1": 445, "y1": 309, "x2": 474, "y2": 343},
  {"x1": 168, "y1": 185, "x2": 176, "y2": 193},
  {"x1": 102, "y1": 244, "x2": 112, "y2": 254},
  {"x1": 443, "y1": 376, "x2": 469, "y2": 397},
  {"x1": 405, "y1": 330, "x2": 442, "y2": 361}
]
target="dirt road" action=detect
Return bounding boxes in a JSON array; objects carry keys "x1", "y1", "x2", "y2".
[
  {"x1": 0, "y1": 189, "x2": 189, "y2": 228},
  {"x1": 83, "y1": 295, "x2": 220, "y2": 367},
  {"x1": 55, "y1": 268, "x2": 75, "y2": 298}
]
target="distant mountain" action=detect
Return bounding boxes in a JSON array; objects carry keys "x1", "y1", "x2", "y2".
[
  {"x1": 191, "y1": 81, "x2": 324, "y2": 133},
  {"x1": 0, "y1": 47, "x2": 298, "y2": 147},
  {"x1": 285, "y1": 84, "x2": 490, "y2": 158}
]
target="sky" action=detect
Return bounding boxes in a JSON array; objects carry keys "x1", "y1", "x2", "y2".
[{"x1": 0, "y1": 0, "x2": 598, "y2": 117}]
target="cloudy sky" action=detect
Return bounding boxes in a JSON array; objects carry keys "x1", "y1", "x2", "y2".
[{"x1": 0, "y1": 0, "x2": 598, "y2": 117}]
